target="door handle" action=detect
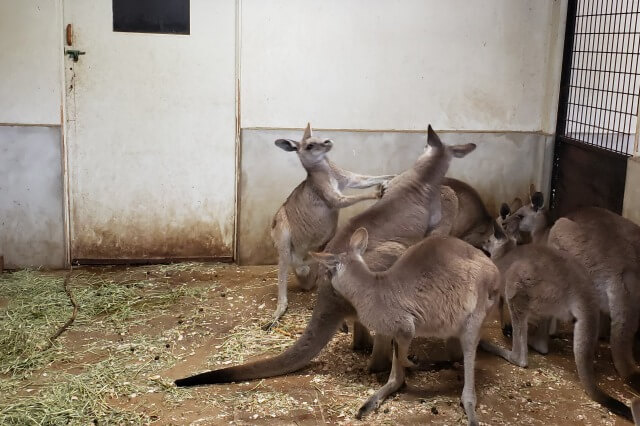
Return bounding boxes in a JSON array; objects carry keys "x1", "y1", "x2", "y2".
[{"x1": 65, "y1": 49, "x2": 86, "y2": 62}]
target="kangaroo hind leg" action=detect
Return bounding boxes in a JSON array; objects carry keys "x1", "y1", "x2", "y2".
[{"x1": 356, "y1": 337, "x2": 408, "y2": 420}]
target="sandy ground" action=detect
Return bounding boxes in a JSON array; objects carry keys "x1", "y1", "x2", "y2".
[{"x1": 1, "y1": 262, "x2": 638, "y2": 425}]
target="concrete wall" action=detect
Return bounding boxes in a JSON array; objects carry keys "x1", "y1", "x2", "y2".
[
  {"x1": 0, "y1": 1, "x2": 65, "y2": 268},
  {"x1": 623, "y1": 156, "x2": 640, "y2": 225},
  {"x1": 241, "y1": 0, "x2": 567, "y2": 132},
  {"x1": 0, "y1": 1, "x2": 63, "y2": 125},
  {"x1": 64, "y1": 0, "x2": 237, "y2": 261},
  {"x1": 238, "y1": 0, "x2": 564, "y2": 264},
  {"x1": 0, "y1": 127, "x2": 66, "y2": 268},
  {"x1": 239, "y1": 129, "x2": 553, "y2": 265},
  {"x1": 0, "y1": 0, "x2": 568, "y2": 267}
]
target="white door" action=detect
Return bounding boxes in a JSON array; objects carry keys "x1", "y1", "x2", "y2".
[{"x1": 63, "y1": 0, "x2": 236, "y2": 261}]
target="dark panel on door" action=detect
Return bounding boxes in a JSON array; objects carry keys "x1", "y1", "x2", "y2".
[
  {"x1": 552, "y1": 139, "x2": 627, "y2": 218},
  {"x1": 113, "y1": 0, "x2": 190, "y2": 35}
]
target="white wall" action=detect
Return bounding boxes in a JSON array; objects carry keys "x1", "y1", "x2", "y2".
[
  {"x1": 0, "y1": 0, "x2": 63, "y2": 125},
  {"x1": 241, "y1": 0, "x2": 567, "y2": 132},
  {"x1": 239, "y1": 129, "x2": 553, "y2": 265},
  {"x1": 64, "y1": 0, "x2": 237, "y2": 261},
  {"x1": 0, "y1": 0, "x2": 66, "y2": 268}
]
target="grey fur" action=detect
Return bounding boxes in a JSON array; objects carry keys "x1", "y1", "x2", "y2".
[
  {"x1": 549, "y1": 208, "x2": 640, "y2": 388},
  {"x1": 269, "y1": 123, "x2": 394, "y2": 325},
  {"x1": 312, "y1": 229, "x2": 500, "y2": 425},
  {"x1": 481, "y1": 221, "x2": 633, "y2": 420},
  {"x1": 502, "y1": 189, "x2": 640, "y2": 390},
  {"x1": 172, "y1": 126, "x2": 477, "y2": 387},
  {"x1": 357, "y1": 177, "x2": 495, "y2": 371}
]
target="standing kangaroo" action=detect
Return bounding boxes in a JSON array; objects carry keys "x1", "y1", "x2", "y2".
[
  {"x1": 548, "y1": 207, "x2": 640, "y2": 391},
  {"x1": 174, "y1": 125, "x2": 477, "y2": 386},
  {"x1": 501, "y1": 190, "x2": 640, "y2": 391},
  {"x1": 481, "y1": 220, "x2": 634, "y2": 421},
  {"x1": 312, "y1": 228, "x2": 500, "y2": 425},
  {"x1": 354, "y1": 176, "x2": 496, "y2": 372},
  {"x1": 269, "y1": 123, "x2": 394, "y2": 325}
]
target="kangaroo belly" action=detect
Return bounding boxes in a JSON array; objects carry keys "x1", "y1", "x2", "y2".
[{"x1": 290, "y1": 209, "x2": 338, "y2": 253}]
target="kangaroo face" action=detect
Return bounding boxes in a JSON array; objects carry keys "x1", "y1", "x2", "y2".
[
  {"x1": 274, "y1": 123, "x2": 333, "y2": 168},
  {"x1": 483, "y1": 221, "x2": 512, "y2": 260},
  {"x1": 298, "y1": 137, "x2": 333, "y2": 165},
  {"x1": 310, "y1": 228, "x2": 369, "y2": 296},
  {"x1": 503, "y1": 190, "x2": 544, "y2": 234}
]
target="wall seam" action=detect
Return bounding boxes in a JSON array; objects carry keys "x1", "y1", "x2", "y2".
[
  {"x1": 232, "y1": 0, "x2": 242, "y2": 262},
  {"x1": 240, "y1": 127, "x2": 553, "y2": 137}
]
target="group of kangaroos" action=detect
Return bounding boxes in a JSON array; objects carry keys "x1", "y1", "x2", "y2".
[{"x1": 175, "y1": 124, "x2": 640, "y2": 425}]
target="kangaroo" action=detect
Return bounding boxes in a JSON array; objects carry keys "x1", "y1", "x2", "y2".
[
  {"x1": 268, "y1": 123, "x2": 394, "y2": 325},
  {"x1": 500, "y1": 189, "x2": 640, "y2": 391},
  {"x1": 354, "y1": 177, "x2": 495, "y2": 371},
  {"x1": 174, "y1": 125, "x2": 477, "y2": 387},
  {"x1": 436, "y1": 177, "x2": 494, "y2": 247},
  {"x1": 481, "y1": 220, "x2": 634, "y2": 421},
  {"x1": 311, "y1": 228, "x2": 500, "y2": 424},
  {"x1": 384, "y1": 174, "x2": 494, "y2": 249},
  {"x1": 548, "y1": 208, "x2": 640, "y2": 391}
]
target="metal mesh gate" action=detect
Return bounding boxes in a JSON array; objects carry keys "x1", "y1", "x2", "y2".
[
  {"x1": 557, "y1": 0, "x2": 640, "y2": 154},
  {"x1": 551, "y1": 0, "x2": 640, "y2": 216}
]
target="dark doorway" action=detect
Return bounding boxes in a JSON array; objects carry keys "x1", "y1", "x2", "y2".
[{"x1": 550, "y1": 0, "x2": 639, "y2": 218}]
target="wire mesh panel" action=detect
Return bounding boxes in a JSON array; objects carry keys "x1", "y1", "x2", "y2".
[{"x1": 558, "y1": 0, "x2": 640, "y2": 155}]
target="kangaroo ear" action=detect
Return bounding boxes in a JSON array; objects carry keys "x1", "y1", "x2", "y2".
[
  {"x1": 349, "y1": 227, "x2": 369, "y2": 255},
  {"x1": 529, "y1": 183, "x2": 537, "y2": 200},
  {"x1": 499, "y1": 203, "x2": 511, "y2": 220},
  {"x1": 450, "y1": 143, "x2": 477, "y2": 158},
  {"x1": 493, "y1": 220, "x2": 507, "y2": 240},
  {"x1": 275, "y1": 139, "x2": 299, "y2": 152},
  {"x1": 302, "y1": 122, "x2": 312, "y2": 141},
  {"x1": 510, "y1": 197, "x2": 523, "y2": 212},
  {"x1": 531, "y1": 191, "x2": 544, "y2": 211},
  {"x1": 426, "y1": 125, "x2": 443, "y2": 149},
  {"x1": 309, "y1": 252, "x2": 340, "y2": 269}
]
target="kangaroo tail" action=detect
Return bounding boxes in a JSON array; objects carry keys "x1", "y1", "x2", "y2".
[
  {"x1": 592, "y1": 394, "x2": 632, "y2": 421},
  {"x1": 175, "y1": 283, "x2": 349, "y2": 387},
  {"x1": 574, "y1": 313, "x2": 633, "y2": 421}
]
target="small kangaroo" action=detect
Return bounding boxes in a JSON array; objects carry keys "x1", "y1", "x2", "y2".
[
  {"x1": 312, "y1": 228, "x2": 500, "y2": 425},
  {"x1": 174, "y1": 126, "x2": 476, "y2": 387},
  {"x1": 269, "y1": 123, "x2": 394, "y2": 325},
  {"x1": 501, "y1": 190, "x2": 640, "y2": 391},
  {"x1": 481, "y1": 220, "x2": 635, "y2": 421}
]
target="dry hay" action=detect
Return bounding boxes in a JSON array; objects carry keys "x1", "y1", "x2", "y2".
[{"x1": 0, "y1": 264, "x2": 208, "y2": 425}]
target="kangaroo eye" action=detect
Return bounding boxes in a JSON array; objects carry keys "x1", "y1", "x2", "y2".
[{"x1": 306, "y1": 144, "x2": 314, "y2": 150}]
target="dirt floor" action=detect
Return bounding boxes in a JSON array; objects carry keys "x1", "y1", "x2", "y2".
[{"x1": 0, "y1": 262, "x2": 638, "y2": 425}]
